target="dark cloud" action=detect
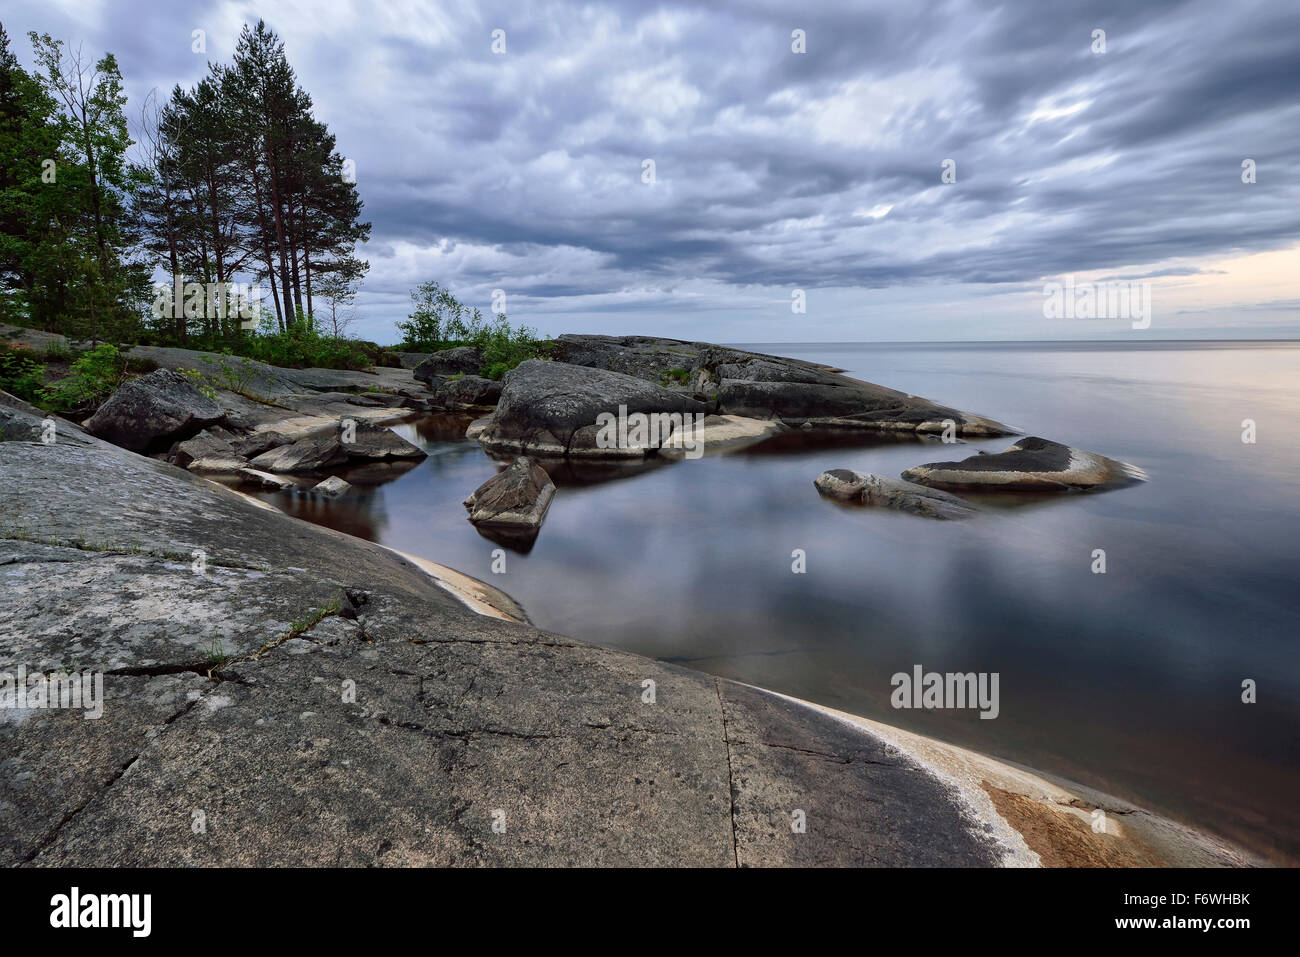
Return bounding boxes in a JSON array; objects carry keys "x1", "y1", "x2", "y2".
[{"x1": 3, "y1": 0, "x2": 1297, "y2": 338}]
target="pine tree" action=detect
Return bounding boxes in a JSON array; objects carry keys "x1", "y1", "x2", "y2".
[
  {"x1": 27, "y1": 31, "x2": 149, "y2": 343},
  {"x1": 0, "y1": 23, "x2": 67, "y2": 326}
]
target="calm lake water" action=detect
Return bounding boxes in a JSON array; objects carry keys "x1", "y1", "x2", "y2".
[{"x1": 255, "y1": 341, "x2": 1300, "y2": 863}]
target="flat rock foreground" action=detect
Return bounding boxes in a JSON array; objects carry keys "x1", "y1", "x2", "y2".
[{"x1": 0, "y1": 392, "x2": 1254, "y2": 867}]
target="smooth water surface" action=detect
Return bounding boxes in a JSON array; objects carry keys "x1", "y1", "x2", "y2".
[{"x1": 254, "y1": 341, "x2": 1300, "y2": 862}]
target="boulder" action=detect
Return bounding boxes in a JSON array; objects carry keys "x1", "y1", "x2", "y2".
[
  {"x1": 814, "y1": 469, "x2": 979, "y2": 520},
  {"x1": 235, "y1": 467, "x2": 298, "y2": 490},
  {"x1": 340, "y1": 421, "x2": 427, "y2": 460},
  {"x1": 464, "y1": 457, "x2": 556, "y2": 529},
  {"x1": 249, "y1": 435, "x2": 349, "y2": 473},
  {"x1": 475, "y1": 360, "x2": 709, "y2": 457},
  {"x1": 901, "y1": 437, "x2": 1147, "y2": 491},
  {"x1": 246, "y1": 423, "x2": 424, "y2": 473},
  {"x1": 84, "y1": 369, "x2": 224, "y2": 451},
  {"x1": 551, "y1": 334, "x2": 707, "y2": 382},
  {"x1": 549, "y1": 334, "x2": 1012, "y2": 436},
  {"x1": 0, "y1": 391, "x2": 53, "y2": 442},
  {"x1": 436, "y1": 375, "x2": 502, "y2": 408},
  {"x1": 715, "y1": 378, "x2": 1009, "y2": 435},
  {"x1": 232, "y1": 430, "x2": 290, "y2": 459},
  {"x1": 394, "y1": 352, "x2": 433, "y2": 370},
  {"x1": 168, "y1": 428, "x2": 248, "y2": 473},
  {"x1": 413, "y1": 346, "x2": 484, "y2": 385},
  {"x1": 311, "y1": 475, "x2": 351, "y2": 498}
]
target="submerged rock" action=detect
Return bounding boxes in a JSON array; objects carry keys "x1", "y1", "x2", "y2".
[
  {"x1": 464, "y1": 456, "x2": 556, "y2": 529},
  {"x1": 311, "y1": 475, "x2": 351, "y2": 498},
  {"x1": 814, "y1": 469, "x2": 979, "y2": 520},
  {"x1": 84, "y1": 369, "x2": 224, "y2": 451},
  {"x1": 901, "y1": 437, "x2": 1147, "y2": 491}
]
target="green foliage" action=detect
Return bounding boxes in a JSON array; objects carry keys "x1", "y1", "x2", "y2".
[
  {"x1": 396, "y1": 280, "x2": 471, "y2": 350},
  {"x1": 396, "y1": 281, "x2": 549, "y2": 379},
  {"x1": 176, "y1": 367, "x2": 219, "y2": 400},
  {"x1": 19, "y1": 31, "x2": 151, "y2": 344},
  {"x1": 39, "y1": 342, "x2": 128, "y2": 411},
  {"x1": 0, "y1": 342, "x2": 46, "y2": 402},
  {"x1": 476, "y1": 313, "x2": 548, "y2": 379},
  {"x1": 6, "y1": 21, "x2": 369, "y2": 349},
  {"x1": 659, "y1": 367, "x2": 691, "y2": 386}
]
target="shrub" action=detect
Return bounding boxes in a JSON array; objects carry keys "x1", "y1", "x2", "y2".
[
  {"x1": 40, "y1": 344, "x2": 130, "y2": 413},
  {"x1": 0, "y1": 344, "x2": 47, "y2": 404},
  {"x1": 184, "y1": 311, "x2": 372, "y2": 372},
  {"x1": 394, "y1": 282, "x2": 551, "y2": 378}
]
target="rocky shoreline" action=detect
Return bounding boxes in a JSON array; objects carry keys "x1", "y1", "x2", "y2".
[{"x1": 1, "y1": 335, "x2": 1248, "y2": 867}]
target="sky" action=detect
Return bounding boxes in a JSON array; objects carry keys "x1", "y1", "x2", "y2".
[{"x1": 4, "y1": 0, "x2": 1299, "y2": 343}]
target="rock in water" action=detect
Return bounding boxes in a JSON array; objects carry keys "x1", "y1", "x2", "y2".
[
  {"x1": 249, "y1": 436, "x2": 349, "y2": 473},
  {"x1": 340, "y1": 421, "x2": 427, "y2": 460},
  {"x1": 901, "y1": 437, "x2": 1147, "y2": 491},
  {"x1": 247, "y1": 423, "x2": 425, "y2": 473},
  {"x1": 84, "y1": 369, "x2": 224, "y2": 451},
  {"x1": 814, "y1": 469, "x2": 979, "y2": 520},
  {"x1": 235, "y1": 467, "x2": 298, "y2": 490},
  {"x1": 464, "y1": 457, "x2": 556, "y2": 529},
  {"x1": 549, "y1": 334, "x2": 1014, "y2": 436},
  {"x1": 476, "y1": 359, "x2": 708, "y2": 457},
  {"x1": 312, "y1": 476, "x2": 351, "y2": 498}
]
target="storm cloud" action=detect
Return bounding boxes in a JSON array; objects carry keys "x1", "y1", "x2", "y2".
[{"x1": 4, "y1": 0, "x2": 1298, "y2": 339}]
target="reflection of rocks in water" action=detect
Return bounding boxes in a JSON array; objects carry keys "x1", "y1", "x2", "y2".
[
  {"x1": 739, "y1": 428, "x2": 934, "y2": 456},
  {"x1": 275, "y1": 492, "x2": 386, "y2": 543},
  {"x1": 485, "y1": 452, "x2": 674, "y2": 488},
  {"x1": 334, "y1": 458, "x2": 422, "y2": 487},
  {"x1": 410, "y1": 412, "x2": 478, "y2": 443},
  {"x1": 471, "y1": 522, "x2": 541, "y2": 554}
]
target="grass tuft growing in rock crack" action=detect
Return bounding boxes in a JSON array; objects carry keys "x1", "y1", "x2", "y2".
[{"x1": 248, "y1": 592, "x2": 346, "y2": 661}]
